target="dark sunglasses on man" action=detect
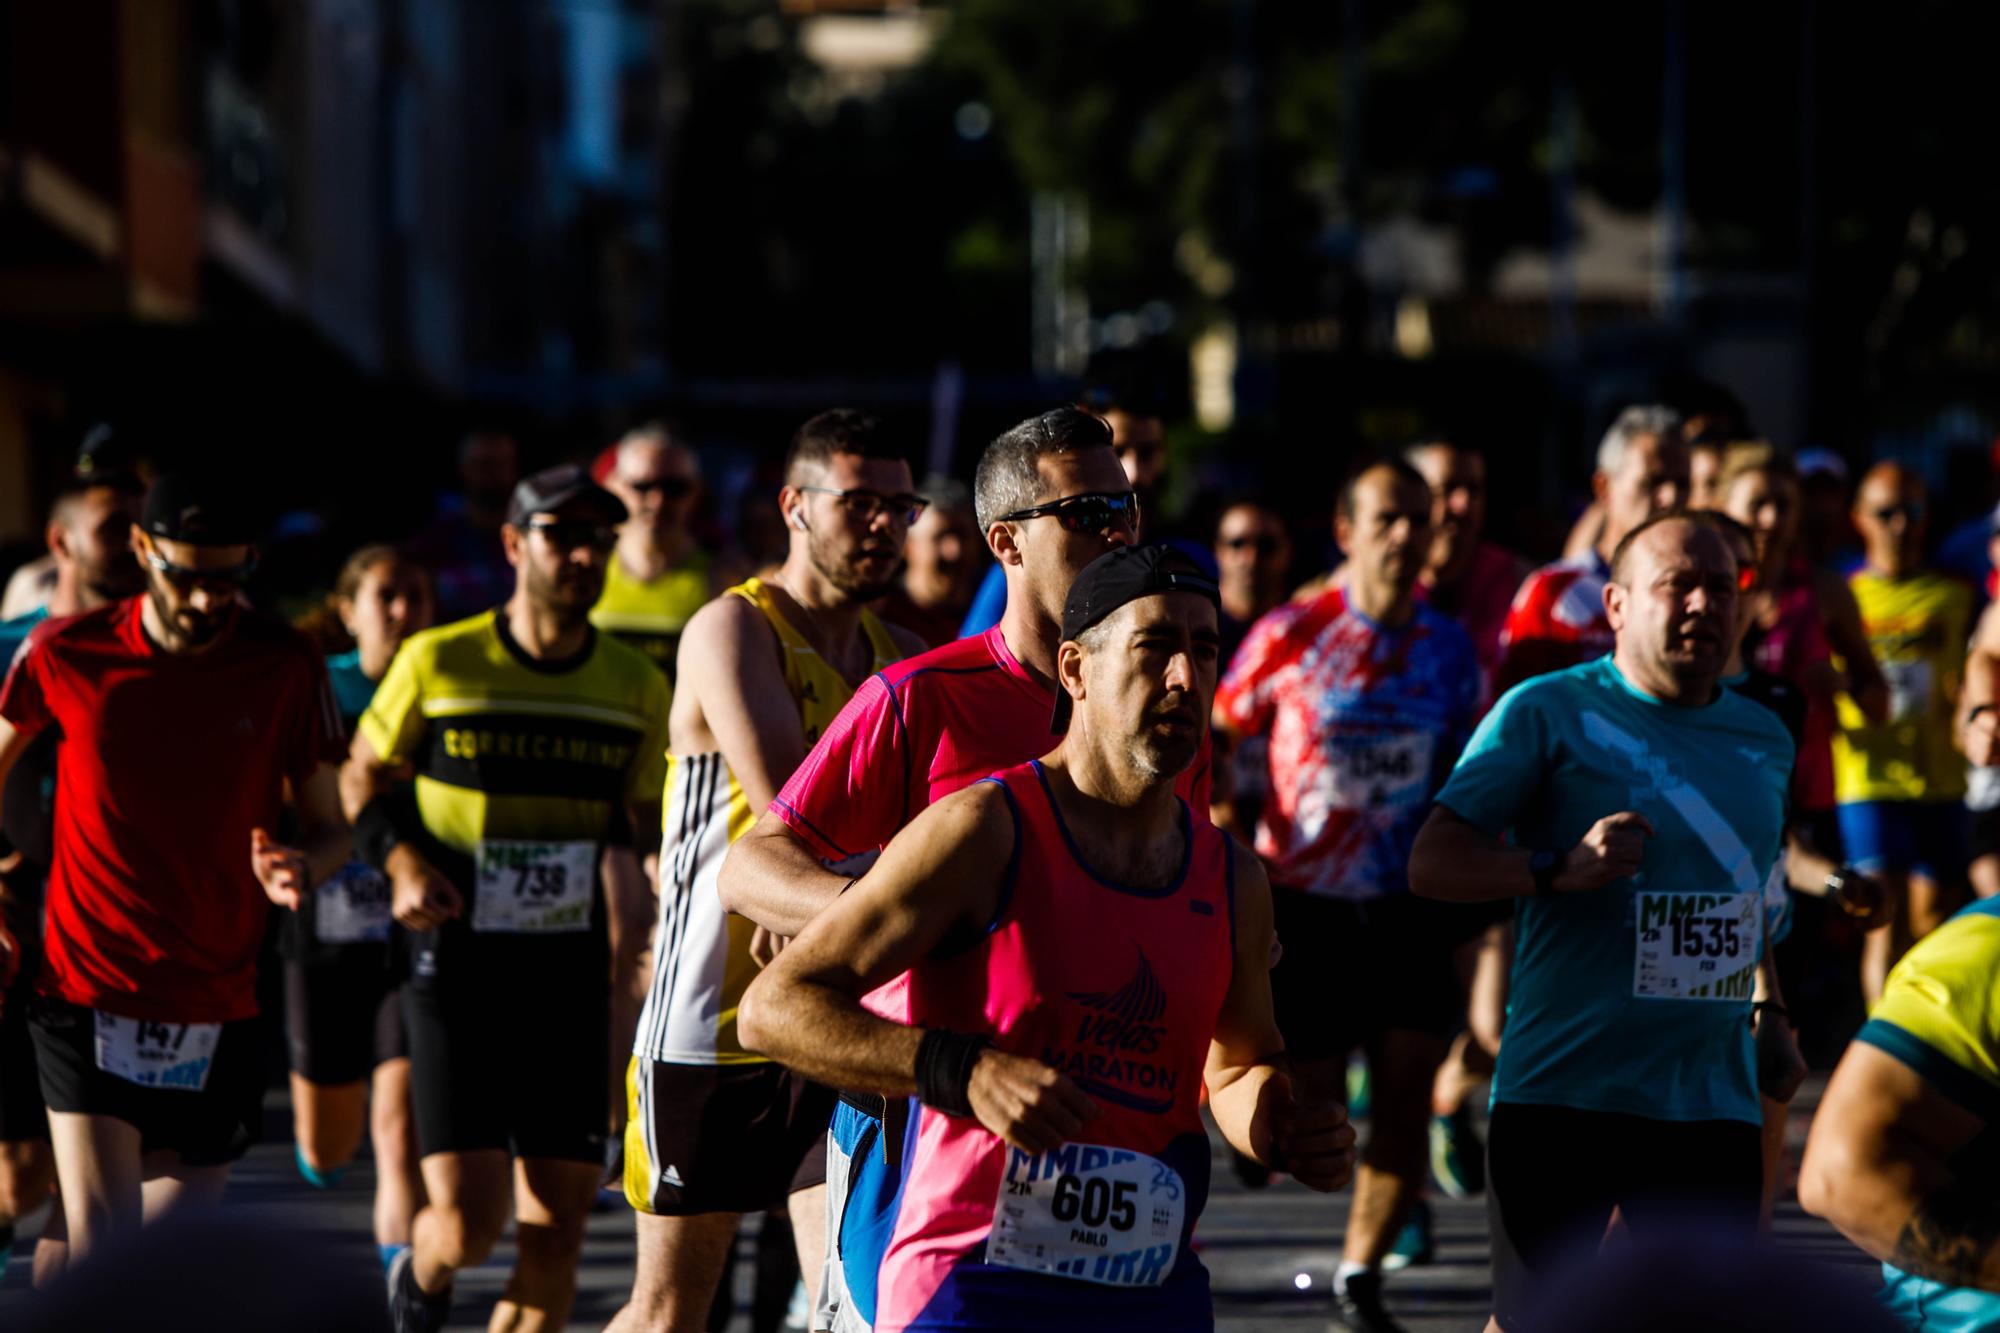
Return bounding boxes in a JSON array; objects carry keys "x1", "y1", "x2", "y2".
[
  {"x1": 626, "y1": 476, "x2": 695, "y2": 500},
  {"x1": 1220, "y1": 534, "x2": 1283, "y2": 555},
  {"x1": 996, "y1": 490, "x2": 1141, "y2": 536},
  {"x1": 525, "y1": 518, "x2": 619, "y2": 553},
  {"x1": 144, "y1": 546, "x2": 259, "y2": 593}
]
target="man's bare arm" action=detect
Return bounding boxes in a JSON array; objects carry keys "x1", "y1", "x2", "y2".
[
  {"x1": 718, "y1": 811, "x2": 850, "y2": 936},
  {"x1": 1408, "y1": 804, "x2": 1651, "y2": 903},
  {"x1": 1800, "y1": 1042, "x2": 1998, "y2": 1291},
  {"x1": 675, "y1": 596, "x2": 811, "y2": 813},
  {"x1": 1819, "y1": 569, "x2": 1890, "y2": 723},
  {"x1": 1960, "y1": 601, "x2": 2000, "y2": 766}
]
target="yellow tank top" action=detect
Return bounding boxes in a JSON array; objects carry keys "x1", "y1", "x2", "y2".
[
  {"x1": 1832, "y1": 569, "x2": 1971, "y2": 803},
  {"x1": 634, "y1": 576, "x2": 901, "y2": 1066},
  {"x1": 589, "y1": 549, "x2": 713, "y2": 683}
]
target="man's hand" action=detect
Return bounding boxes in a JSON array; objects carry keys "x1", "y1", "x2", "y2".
[
  {"x1": 1966, "y1": 706, "x2": 2000, "y2": 768},
  {"x1": 1271, "y1": 1096, "x2": 1357, "y2": 1192},
  {"x1": 387, "y1": 843, "x2": 464, "y2": 931},
  {"x1": 250, "y1": 827, "x2": 312, "y2": 910},
  {"x1": 1757, "y1": 1007, "x2": 1809, "y2": 1104},
  {"x1": 1557, "y1": 811, "x2": 1656, "y2": 892},
  {"x1": 1830, "y1": 869, "x2": 1893, "y2": 932},
  {"x1": 966, "y1": 1049, "x2": 1100, "y2": 1154},
  {"x1": 749, "y1": 926, "x2": 789, "y2": 968}
]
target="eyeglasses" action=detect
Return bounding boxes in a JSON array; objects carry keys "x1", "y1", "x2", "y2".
[
  {"x1": 796, "y1": 486, "x2": 928, "y2": 526},
  {"x1": 626, "y1": 477, "x2": 695, "y2": 499},
  {"x1": 1221, "y1": 535, "x2": 1283, "y2": 555},
  {"x1": 145, "y1": 549, "x2": 257, "y2": 592},
  {"x1": 1871, "y1": 504, "x2": 1925, "y2": 523},
  {"x1": 525, "y1": 519, "x2": 618, "y2": 553},
  {"x1": 996, "y1": 490, "x2": 1142, "y2": 535}
]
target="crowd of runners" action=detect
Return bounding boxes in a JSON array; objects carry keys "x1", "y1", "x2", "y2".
[{"x1": 0, "y1": 397, "x2": 1997, "y2": 1333}]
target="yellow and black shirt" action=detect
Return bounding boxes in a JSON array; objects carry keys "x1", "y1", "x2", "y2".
[
  {"x1": 360, "y1": 608, "x2": 670, "y2": 981},
  {"x1": 589, "y1": 549, "x2": 713, "y2": 686}
]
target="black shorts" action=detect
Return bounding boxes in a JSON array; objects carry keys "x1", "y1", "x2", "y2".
[
  {"x1": 1268, "y1": 888, "x2": 1465, "y2": 1060},
  {"x1": 28, "y1": 995, "x2": 264, "y2": 1167},
  {"x1": 404, "y1": 976, "x2": 609, "y2": 1165},
  {"x1": 1487, "y1": 1101, "x2": 1760, "y2": 1332},
  {"x1": 622, "y1": 1059, "x2": 834, "y2": 1216},
  {"x1": 1971, "y1": 806, "x2": 2000, "y2": 864},
  {"x1": 283, "y1": 953, "x2": 406, "y2": 1086},
  {"x1": 0, "y1": 961, "x2": 47, "y2": 1144}
]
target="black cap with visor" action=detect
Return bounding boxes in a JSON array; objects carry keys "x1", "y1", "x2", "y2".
[{"x1": 1050, "y1": 543, "x2": 1221, "y2": 733}]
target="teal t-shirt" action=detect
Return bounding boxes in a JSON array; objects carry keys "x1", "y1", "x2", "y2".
[
  {"x1": 325, "y1": 648, "x2": 376, "y2": 730},
  {"x1": 1436, "y1": 656, "x2": 1794, "y2": 1125},
  {"x1": 0, "y1": 606, "x2": 49, "y2": 676}
]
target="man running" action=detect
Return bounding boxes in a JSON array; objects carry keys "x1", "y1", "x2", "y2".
[
  {"x1": 1215, "y1": 461, "x2": 1480, "y2": 1331},
  {"x1": 0, "y1": 471, "x2": 146, "y2": 1280},
  {"x1": 1836, "y1": 462, "x2": 1972, "y2": 1004},
  {"x1": 348, "y1": 463, "x2": 670, "y2": 1333},
  {"x1": 735, "y1": 543, "x2": 1354, "y2": 1332},
  {"x1": 1410, "y1": 511, "x2": 1797, "y2": 1331},
  {"x1": 1800, "y1": 896, "x2": 2000, "y2": 1330},
  {"x1": 609, "y1": 410, "x2": 926, "y2": 1331},
  {"x1": 0, "y1": 474, "x2": 349, "y2": 1262},
  {"x1": 590, "y1": 424, "x2": 721, "y2": 687},
  {"x1": 1495, "y1": 406, "x2": 1686, "y2": 693},
  {"x1": 717, "y1": 409, "x2": 1207, "y2": 1333}
]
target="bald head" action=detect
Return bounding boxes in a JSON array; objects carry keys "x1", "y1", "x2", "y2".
[
  {"x1": 1853, "y1": 460, "x2": 1926, "y2": 576},
  {"x1": 1606, "y1": 512, "x2": 1739, "y2": 702}
]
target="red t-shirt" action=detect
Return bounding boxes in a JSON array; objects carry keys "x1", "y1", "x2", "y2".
[
  {"x1": 1494, "y1": 551, "x2": 1614, "y2": 695},
  {"x1": 0, "y1": 600, "x2": 344, "y2": 1022}
]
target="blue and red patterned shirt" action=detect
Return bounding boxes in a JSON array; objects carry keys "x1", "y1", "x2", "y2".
[{"x1": 1215, "y1": 586, "x2": 1480, "y2": 898}]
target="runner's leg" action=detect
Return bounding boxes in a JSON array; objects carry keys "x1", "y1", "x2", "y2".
[
  {"x1": 291, "y1": 1073, "x2": 368, "y2": 1182},
  {"x1": 492, "y1": 1155, "x2": 600, "y2": 1333},
  {"x1": 45, "y1": 1111, "x2": 142, "y2": 1261},
  {"x1": 605, "y1": 1210, "x2": 742, "y2": 1333},
  {"x1": 412, "y1": 1149, "x2": 513, "y2": 1293},
  {"x1": 0, "y1": 1139, "x2": 53, "y2": 1238},
  {"x1": 138, "y1": 1149, "x2": 230, "y2": 1222},
  {"x1": 373, "y1": 1056, "x2": 424, "y2": 1253},
  {"x1": 31, "y1": 1192, "x2": 65, "y2": 1286},
  {"x1": 788, "y1": 1182, "x2": 827, "y2": 1318},
  {"x1": 1346, "y1": 1028, "x2": 1450, "y2": 1268}
]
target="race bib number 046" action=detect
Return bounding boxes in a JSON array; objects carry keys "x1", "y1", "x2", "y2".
[
  {"x1": 1634, "y1": 890, "x2": 1760, "y2": 1001},
  {"x1": 94, "y1": 1012, "x2": 221, "y2": 1091},
  {"x1": 473, "y1": 840, "x2": 596, "y2": 934},
  {"x1": 988, "y1": 1143, "x2": 1184, "y2": 1288}
]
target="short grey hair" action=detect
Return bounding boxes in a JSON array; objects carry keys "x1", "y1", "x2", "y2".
[
  {"x1": 972, "y1": 408, "x2": 1114, "y2": 531},
  {"x1": 1595, "y1": 405, "x2": 1681, "y2": 478}
]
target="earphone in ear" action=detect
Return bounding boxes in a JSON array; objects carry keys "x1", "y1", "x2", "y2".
[{"x1": 789, "y1": 510, "x2": 809, "y2": 533}]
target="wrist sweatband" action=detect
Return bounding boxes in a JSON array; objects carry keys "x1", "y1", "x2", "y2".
[
  {"x1": 353, "y1": 788, "x2": 420, "y2": 871},
  {"x1": 914, "y1": 1029, "x2": 990, "y2": 1118}
]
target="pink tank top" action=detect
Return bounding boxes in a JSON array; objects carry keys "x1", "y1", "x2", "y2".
[{"x1": 874, "y1": 760, "x2": 1236, "y2": 1332}]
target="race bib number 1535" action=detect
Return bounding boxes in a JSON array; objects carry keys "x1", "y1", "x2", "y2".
[
  {"x1": 1633, "y1": 890, "x2": 1760, "y2": 1001},
  {"x1": 987, "y1": 1143, "x2": 1184, "y2": 1288}
]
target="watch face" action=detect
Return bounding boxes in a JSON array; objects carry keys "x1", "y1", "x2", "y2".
[{"x1": 1530, "y1": 850, "x2": 1558, "y2": 875}]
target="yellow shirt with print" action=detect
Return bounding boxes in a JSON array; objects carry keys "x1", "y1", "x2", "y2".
[{"x1": 1833, "y1": 569, "x2": 1970, "y2": 804}]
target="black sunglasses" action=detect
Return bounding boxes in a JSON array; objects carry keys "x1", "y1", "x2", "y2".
[
  {"x1": 1221, "y1": 535, "x2": 1282, "y2": 555},
  {"x1": 145, "y1": 549, "x2": 258, "y2": 591},
  {"x1": 996, "y1": 490, "x2": 1141, "y2": 535},
  {"x1": 1871, "y1": 504, "x2": 1925, "y2": 523},
  {"x1": 526, "y1": 518, "x2": 618, "y2": 553},
  {"x1": 627, "y1": 477, "x2": 695, "y2": 499}
]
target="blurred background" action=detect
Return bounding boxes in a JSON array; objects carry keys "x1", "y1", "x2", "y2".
[{"x1": 5, "y1": 0, "x2": 2000, "y2": 600}]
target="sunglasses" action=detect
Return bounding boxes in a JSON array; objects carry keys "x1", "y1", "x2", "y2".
[
  {"x1": 627, "y1": 477, "x2": 695, "y2": 499},
  {"x1": 796, "y1": 486, "x2": 928, "y2": 526},
  {"x1": 1221, "y1": 535, "x2": 1283, "y2": 555},
  {"x1": 1871, "y1": 504, "x2": 1925, "y2": 523},
  {"x1": 145, "y1": 548, "x2": 258, "y2": 592},
  {"x1": 996, "y1": 490, "x2": 1142, "y2": 535},
  {"x1": 525, "y1": 518, "x2": 618, "y2": 553}
]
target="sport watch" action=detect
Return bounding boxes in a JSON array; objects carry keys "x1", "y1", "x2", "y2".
[{"x1": 1529, "y1": 849, "x2": 1564, "y2": 899}]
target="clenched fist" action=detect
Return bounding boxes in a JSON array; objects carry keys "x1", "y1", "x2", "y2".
[
  {"x1": 967, "y1": 1049, "x2": 1100, "y2": 1155},
  {"x1": 1557, "y1": 811, "x2": 1655, "y2": 893}
]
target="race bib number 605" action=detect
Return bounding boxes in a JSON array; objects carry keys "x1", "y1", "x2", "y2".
[
  {"x1": 473, "y1": 839, "x2": 596, "y2": 934},
  {"x1": 988, "y1": 1143, "x2": 1184, "y2": 1288}
]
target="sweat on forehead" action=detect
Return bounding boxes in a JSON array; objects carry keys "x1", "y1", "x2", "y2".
[{"x1": 1607, "y1": 510, "x2": 1733, "y2": 585}]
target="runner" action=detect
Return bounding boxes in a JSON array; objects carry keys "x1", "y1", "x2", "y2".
[
  {"x1": 348, "y1": 463, "x2": 670, "y2": 1332},
  {"x1": 1213, "y1": 499, "x2": 1293, "y2": 669},
  {"x1": 1409, "y1": 511, "x2": 1801, "y2": 1332},
  {"x1": 608, "y1": 409, "x2": 926, "y2": 1332},
  {"x1": 734, "y1": 543, "x2": 1355, "y2": 1332},
  {"x1": 1799, "y1": 896, "x2": 2000, "y2": 1330},
  {"x1": 590, "y1": 424, "x2": 720, "y2": 686},
  {"x1": 0, "y1": 471, "x2": 146, "y2": 1281},
  {"x1": 1214, "y1": 460, "x2": 1481, "y2": 1332},
  {"x1": 0, "y1": 474, "x2": 349, "y2": 1262},
  {"x1": 1834, "y1": 462, "x2": 1972, "y2": 1004},
  {"x1": 716, "y1": 410, "x2": 1212, "y2": 1333},
  {"x1": 1494, "y1": 406, "x2": 1686, "y2": 694},
  {"x1": 1403, "y1": 441, "x2": 1527, "y2": 699},
  {"x1": 878, "y1": 476, "x2": 984, "y2": 650},
  {"x1": 279, "y1": 546, "x2": 434, "y2": 1275}
]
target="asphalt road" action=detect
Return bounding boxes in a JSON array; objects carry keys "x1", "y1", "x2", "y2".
[{"x1": 0, "y1": 1074, "x2": 1879, "y2": 1331}]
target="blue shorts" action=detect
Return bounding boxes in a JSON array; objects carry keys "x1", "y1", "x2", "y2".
[{"x1": 1837, "y1": 801, "x2": 1968, "y2": 880}]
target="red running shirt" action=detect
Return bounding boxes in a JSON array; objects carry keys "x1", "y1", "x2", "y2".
[
  {"x1": 0, "y1": 600, "x2": 345, "y2": 1022},
  {"x1": 1494, "y1": 551, "x2": 1614, "y2": 694}
]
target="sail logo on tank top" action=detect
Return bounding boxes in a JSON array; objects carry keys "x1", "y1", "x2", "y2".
[{"x1": 1046, "y1": 948, "x2": 1179, "y2": 1114}]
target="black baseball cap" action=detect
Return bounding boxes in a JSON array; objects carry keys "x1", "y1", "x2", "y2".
[
  {"x1": 505, "y1": 463, "x2": 628, "y2": 527},
  {"x1": 1051, "y1": 543, "x2": 1221, "y2": 733},
  {"x1": 73, "y1": 422, "x2": 144, "y2": 493},
  {"x1": 142, "y1": 473, "x2": 256, "y2": 547}
]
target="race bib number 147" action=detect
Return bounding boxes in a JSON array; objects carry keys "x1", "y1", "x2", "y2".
[
  {"x1": 988, "y1": 1143, "x2": 1184, "y2": 1288},
  {"x1": 93, "y1": 1012, "x2": 220, "y2": 1091}
]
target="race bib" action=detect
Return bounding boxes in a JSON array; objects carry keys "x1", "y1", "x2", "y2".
[
  {"x1": 1633, "y1": 891, "x2": 1760, "y2": 1001},
  {"x1": 1883, "y1": 659, "x2": 1934, "y2": 723},
  {"x1": 473, "y1": 840, "x2": 596, "y2": 934},
  {"x1": 93, "y1": 1012, "x2": 221, "y2": 1091},
  {"x1": 1321, "y1": 732, "x2": 1433, "y2": 811},
  {"x1": 988, "y1": 1144, "x2": 1185, "y2": 1288},
  {"x1": 313, "y1": 861, "x2": 393, "y2": 945}
]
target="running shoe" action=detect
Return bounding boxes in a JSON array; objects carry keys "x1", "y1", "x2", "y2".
[
  {"x1": 1379, "y1": 1198, "x2": 1434, "y2": 1272},
  {"x1": 387, "y1": 1246, "x2": 452, "y2": 1333},
  {"x1": 1429, "y1": 1104, "x2": 1485, "y2": 1199},
  {"x1": 1329, "y1": 1268, "x2": 1411, "y2": 1333}
]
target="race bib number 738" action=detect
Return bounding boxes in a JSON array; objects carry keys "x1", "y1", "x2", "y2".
[
  {"x1": 473, "y1": 839, "x2": 596, "y2": 934},
  {"x1": 987, "y1": 1143, "x2": 1185, "y2": 1288}
]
